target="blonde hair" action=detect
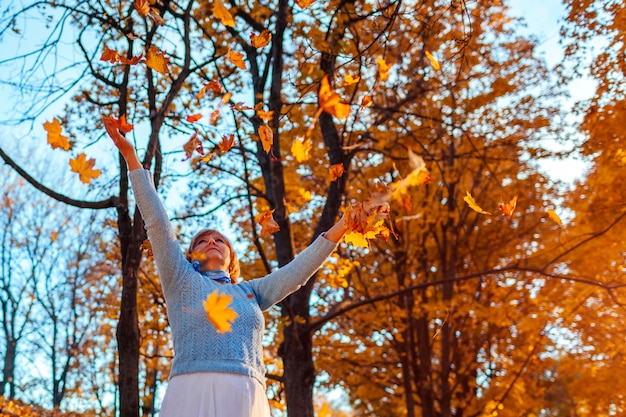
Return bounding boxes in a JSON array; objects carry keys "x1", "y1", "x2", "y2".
[{"x1": 185, "y1": 229, "x2": 240, "y2": 282}]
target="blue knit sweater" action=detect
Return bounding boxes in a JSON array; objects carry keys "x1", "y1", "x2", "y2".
[{"x1": 130, "y1": 170, "x2": 337, "y2": 385}]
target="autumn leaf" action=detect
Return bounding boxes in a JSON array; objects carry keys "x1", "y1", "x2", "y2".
[
  {"x1": 69, "y1": 153, "x2": 102, "y2": 184},
  {"x1": 547, "y1": 209, "x2": 563, "y2": 227},
  {"x1": 343, "y1": 201, "x2": 390, "y2": 248},
  {"x1": 499, "y1": 195, "x2": 517, "y2": 220},
  {"x1": 388, "y1": 150, "x2": 430, "y2": 200},
  {"x1": 145, "y1": 46, "x2": 170, "y2": 74},
  {"x1": 182, "y1": 132, "x2": 204, "y2": 160},
  {"x1": 148, "y1": 8, "x2": 165, "y2": 25},
  {"x1": 291, "y1": 136, "x2": 311, "y2": 162},
  {"x1": 464, "y1": 191, "x2": 491, "y2": 215},
  {"x1": 196, "y1": 80, "x2": 223, "y2": 100},
  {"x1": 295, "y1": 0, "x2": 315, "y2": 8},
  {"x1": 361, "y1": 95, "x2": 373, "y2": 109},
  {"x1": 329, "y1": 163, "x2": 344, "y2": 182},
  {"x1": 318, "y1": 75, "x2": 350, "y2": 120},
  {"x1": 103, "y1": 114, "x2": 134, "y2": 134},
  {"x1": 202, "y1": 290, "x2": 238, "y2": 333},
  {"x1": 255, "y1": 209, "x2": 280, "y2": 235},
  {"x1": 425, "y1": 50, "x2": 441, "y2": 70},
  {"x1": 255, "y1": 103, "x2": 274, "y2": 122},
  {"x1": 342, "y1": 74, "x2": 360, "y2": 86},
  {"x1": 258, "y1": 124, "x2": 273, "y2": 153},
  {"x1": 212, "y1": 0, "x2": 235, "y2": 27},
  {"x1": 227, "y1": 49, "x2": 247, "y2": 70},
  {"x1": 186, "y1": 113, "x2": 202, "y2": 123},
  {"x1": 218, "y1": 134, "x2": 235, "y2": 153},
  {"x1": 140, "y1": 239, "x2": 153, "y2": 257},
  {"x1": 43, "y1": 118, "x2": 71, "y2": 151},
  {"x1": 250, "y1": 30, "x2": 272, "y2": 48},
  {"x1": 100, "y1": 46, "x2": 141, "y2": 65},
  {"x1": 134, "y1": 0, "x2": 150, "y2": 16},
  {"x1": 377, "y1": 56, "x2": 391, "y2": 81}
]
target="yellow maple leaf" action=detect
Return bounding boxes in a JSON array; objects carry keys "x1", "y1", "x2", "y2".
[
  {"x1": 202, "y1": 290, "x2": 238, "y2": 333},
  {"x1": 43, "y1": 118, "x2": 71, "y2": 151},
  {"x1": 318, "y1": 75, "x2": 350, "y2": 120},
  {"x1": 255, "y1": 209, "x2": 280, "y2": 235},
  {"x1": 250, "y1": 29, "x2": 272, "y2": 48},
  {"x1": 377, "y1": 56, "x2": 391, "y2": 81},
  {"x1": 464, "y1": 191, "x2": 491, "y2": 215},
  {"x1": 258, "y1": 124, "x2": 273, "y2": 153},
  {"x1": 291, "y1": 136, "x2": 311, "y2": 162},
  {"x1": 69, "y1": 153, "x2": 102, "y2": 184},
  {"x1": 547, "y1": 209, "x2": 563, "y2": 227},
  {"x1": 227, "y1": 48, "x2": 247, "y2": 70},
  {"x1": 212, "y1": 0, "x2": 235, "y2": 27},
  {"x1": 425, "y1": 50, "x2": 441, "y2": 70},
  {"x1": 145, "y1": 46, "x2": 170, "y2": 74},
  {"x1": 342, "y1": 74, "x2": 360, "y2": 86}
]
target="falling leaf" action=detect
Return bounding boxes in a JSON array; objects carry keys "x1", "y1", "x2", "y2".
[
  {"x1": 318, "y1": 75, "x2": 350, "y2": 120},
  {"x1": 291, "y1": 136, "x2": 311, "y2": 162},
  {"x1": 388, "y1": 150, "x2": 430, "y2": 199},
  {"x1": 425, "y1": 50, "x2": 441, "y2": 70},
  {"x1": 50, "y1": 230, "x2": 59, "y2": 243},
  {"x1": 43, "y1": 118, "x2": 71, "y2": 151},
  {"x1": 202, "y1": 290, "x2": 238, "y2": 333},
  {"x1": 258, "y1": 124, "x2": 273, "y2": 153},
  {"x1": 231, "y1": 102, "x2": 252, "y2": 111},
  {"x1": 100, "y1": 46, "x2": 142, "y2": 65},
  {"x1": 255, "y1": 104, "x2": 274, "y2": 122},
  {"x1": 499, "y1": 195, "x2": 517, "y2": 220},
  {"x1": 186, "y1": 113, "x2": 202, "y2": 123},
  {"x1": 255, "y1": 209, "x2": 280, "y2": 235},
  {"x1": 134, "y1": 0, "x2": 150, "y2": 16},
  {"x1": 218, "y1": 134, "x2": 235, "y2": 153},
  {"x1": 103, "y1": 114, "x2": 134, "y2": 134},
  {"x1": 295, "y1": 0, "x2": 315, "y2": 8},
  {"x1": 140, "y1": 239, "x2": 153, "y2": 257},
  {"x1": 221, "y1": 92, "x2": 232, "y2": 105},
  {"x1": 188, "y1": 251, "x2": 207, "y2": 262},
  {"x1": 182, "y1": 132, "x2": 204, "y2": 160},
  {"x1": 148, "y1": 8, "x2": 166, "y2": 25},
  {"x1": 329, "y1": 163, "x2": 344, "y2": 182},
  {"x1": 361, "y1": 95, "x2": 373, "y2": 109},
  {"x1": 227, "y1": 49, "x2": 247, "y2": 70},
  {"x1": 547, "y1": 209, "x2": 563, "y2": 227},
  {"x1": 196, "y1": 80, "x2": 223, "y2": 100},
  {"x1": 212, "y1": 0, "x2": 235, "y2": 27},
  {"x1": 377, "y1": 56, "x2": 391, "y2": 81},
  {"x1": 210, "y1": 109, "x2": 221, "y2": 125},
  {"x1": 69, "y1": 153, "x2": 102, "y2": 184},
  {"x1": 464, "y1": 191, "x2": 491, "y2": 215},
  {"x1": 145, "y1": 46, "x2": 170, "y2": 74},
  {"x1": 342, "y1": 74, "x2": 360, "y2": 86},
  {"x1": 250, "y1": 30, "x2": 272, "y2": 48}
]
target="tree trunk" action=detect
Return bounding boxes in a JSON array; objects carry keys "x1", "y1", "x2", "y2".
[{"x1": 1, "y1": 337, "x2": 16, "y2": 398}]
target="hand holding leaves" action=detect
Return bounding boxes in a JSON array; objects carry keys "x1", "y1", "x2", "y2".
[{"x1": 103, "y1": 116, "x2": 142, "y2": 171}]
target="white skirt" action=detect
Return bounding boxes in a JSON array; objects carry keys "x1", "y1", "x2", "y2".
[{"x1": 159, "y1": 372, "x2": 271, "y2": 417}]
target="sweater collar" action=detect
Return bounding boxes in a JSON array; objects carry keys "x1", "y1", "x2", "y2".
[{"x1": 191, "y1": 260, "x2": 231, "y2": 284}]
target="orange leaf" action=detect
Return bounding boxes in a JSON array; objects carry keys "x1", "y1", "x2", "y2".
[
  {"x1": 103, "y1": 114, "x2": 134, "y2": 134},
  {"x1": 186, "y1": 113, "x2": 202, "y2": 123},
  {"x1": 145, "y1": 46, "x2": 170, "y2": 74},
  {"x1": 255, "y1": 104, "x2": 274, "y2": 122},
  {"x1": 43, "y1": 118, "x2": 71, "y2": 151},
  {"x1": 210, "y1": 109, "x2": 221, "y2": 125},
  {"x1": 212, "y1": 0, "x2": 235, "y2": 27},
  {"x1": 361, "y1": 95, "x2": 373, "y2": 109},
  {"x1": 148, "y1": 8, "x2": 165, "y2": 25},
  {"x1": 548, "y1": 209, "x2": 563, "y2": 227},
  {"x1": 258, "y1": 124, "x2": 273, "y2": 153},
  {"x1": 291, "y1": 137, "x2": 311, "y2": 162},
  {"x1": 377, "y1": 56, "x2": 391, "y2": 81},
  {"x1": 196, "y1": 80, "x2": 223, "y2": 100},
  {"x1": 425, "y1": 50, "x2": 441, "y2": 70},
  {"x1": 202, "y1": 290, "x2": 238, "y2": 333},
  {"x1": 69, "y1": 153, "x2": 101, "y2": 184},
  {"x1": 140, "y1": 239, "x2": 153, "y2": 257},
  {"x1": 227, "y1": 49, "x2": 247, "y2": 70},
  {"x1": 295, "y1": 0, "x2": 315, "y2": 8},
  {"x1": 182, "y1": 132, "x2": 204, "y2": 160},
  {"x1": 388, "y1": 150, "x2": 430, "y2": 199},
  {"x1": 498, "y1": 195, "x2": 517, "y2": 220},
  {"x1": 329, "y1": 163, "x2": 344, "y2": 182},
  {"x1": 100, "y1": 46, "x2": 120, "y2": 63},
  {"x1": 134, "y1": 0, "x2": 150, "y2": 16},
  {"x1": 318, "y1": 75, "x2": 350, "y2": 120},
  {"x1": 250, "y1": 29, "x2": 272, "y2": 48},
  {"x1": 464, "y1": 191, "x2": 491, "y2": 215},
  {"x1": 255, "y1": 209, "x2": 280, "y2": 235},
  {"x1": 218, "y1": 134, "x2": 235, "y2": 153},
  {"x1": 342, "y1": 74, "x2": 360, "y2": 86}
]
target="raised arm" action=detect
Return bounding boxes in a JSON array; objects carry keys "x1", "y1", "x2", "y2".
[{"x1": 103, "y1": 117, "x2": 142, "y2": 171}]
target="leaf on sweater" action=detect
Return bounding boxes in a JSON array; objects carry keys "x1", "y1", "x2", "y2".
[{"x1": 202, "y1": 290, "x2": 238, "y2": 333}]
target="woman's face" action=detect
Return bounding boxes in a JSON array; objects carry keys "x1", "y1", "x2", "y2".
[{"x1": 191, "y1": 231, "x2": 231, "y2": 272}]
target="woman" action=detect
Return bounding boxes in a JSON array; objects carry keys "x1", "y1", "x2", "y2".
[{"x1": 104, "y1": 119, "x2": 350, "y2": 417}]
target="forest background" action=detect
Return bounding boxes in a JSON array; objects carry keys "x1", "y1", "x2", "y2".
[{"x1": 0, "y1": 0, "x2": 625, "y2": 416}]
